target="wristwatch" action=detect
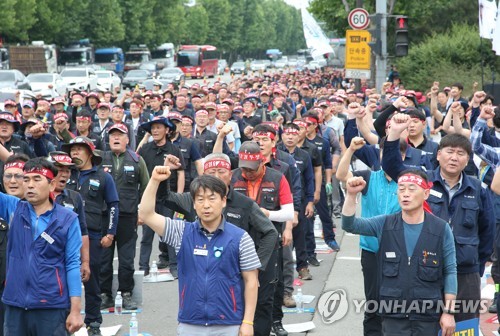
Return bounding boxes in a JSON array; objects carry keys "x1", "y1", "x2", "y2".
[{"x1": 442, "y1": 308, "x2": 456, "y2": 315}]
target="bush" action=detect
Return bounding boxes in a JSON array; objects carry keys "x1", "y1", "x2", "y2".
[{"x1": 397, "y1": 25, "x2": 500, "y2": 94}]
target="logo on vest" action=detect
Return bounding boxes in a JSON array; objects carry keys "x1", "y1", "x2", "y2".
[
  {"x1": 262, "y1": 188, "x2": 275, "y2": 193},
  {"x1": 227, "y1": 212, "x2": 241, "y2": 220}
]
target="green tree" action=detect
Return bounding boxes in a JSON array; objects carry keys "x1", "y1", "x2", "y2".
[
  {"x1": 308, "y1": 0, "x2": 478, "y2": 45},
  {"x1": 151, "y1": 1, "x2": 187, "y2": 46},
  {"x1": 53, "y1": 0, "x2": 92, "y2": 45},
  {"x1": 28, "y1": 0, "x2": 70, "y2": 43},
  {"x1": 184, "y1": 5, "x2": 209, "y2": 45},
  {"x1": 0, "y1": 0, "x2": 18, "y2": 41},
  {"x1": 84, "y1": 0, "x2": 126, "y2": 47},
  {"x1": 200, "y1": 0, "x2": 230, "y2": 50},
  {"x1": 397, "y1": 25, "x2": 500, "y2": 92},
  {"x1": 241, "y1": 0, "x2": 267, "y2": 57},
  {"x1": 287, "y1": 7, "x2": 307, "y2": 53},
  {"x1": 5, "y1": 0, "x2": 38, "y2": 42},
  {"x1": 221, "y1": 0, "x2": 244, "y2": 62},
  {"x1": 119, "y1": 0, "x2": 153, "y2": 47}
]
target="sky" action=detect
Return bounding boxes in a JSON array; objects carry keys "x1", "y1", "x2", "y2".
[{"x1": 284, "y1": 0, "x2": 310, "y2": 9}]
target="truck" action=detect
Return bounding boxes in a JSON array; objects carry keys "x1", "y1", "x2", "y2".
[
  {"x1": 95, "y1": 47, "x2": 125, "y2": 76},
  {"x1": 125, "y1": 45, "x2": 151, "y2": 71},
  {"x1": 1, "y1": 41, "x2": 57, "y2": 74},
  {"x1": 151, "y1": 43, "x2": 176, "y2": 70},
  {"x1": 58, "y1": 39, "x2": 94, "y2": 71},
  {"x1": 31, "y1": 41, "x2": 57, "y2": 73}
]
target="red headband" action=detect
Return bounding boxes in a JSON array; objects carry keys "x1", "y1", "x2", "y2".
[
  {"x1": 54, "y1": 113, "x2": 69, "y2": 122},
  {"x1": 204, "y1": 159, "x2": 231, "y2": 171},
  {"x1": 283, "y1": 128, "x2": 299, "y2": 135},
  {"x1": 24, "y1": 167, "x2": 55, "y2": 180},
  {"x1": 293, "y1": 120, "x2": 308, "y2": 128},
  {"x1": 252, "y1": 131, "x2": 275, "y2": 140},
  {"x1": 304, "y1": 117, "x2": 318, "y2": 125},
  {"x1": 398, "y1": 173, "x2": 433, "y2": 190},
  {"x1": 76, "y1": 116, "x2": 91, "y2": 122},
  {"x1": 196, "y1": 110, "x2": 208, "y2": 116},
  {"x1": 52, "y1": 154, "x2": 73, "y2": 165},
  {"x1": 5, "y1": 161, "x2": 25, "y2": 171},
  {"x1": 181, "y1": 117, "x2": 193, "y2": 125},
  {"x1": 239, "y1": 152, "x2": 262, "y2": 161}
]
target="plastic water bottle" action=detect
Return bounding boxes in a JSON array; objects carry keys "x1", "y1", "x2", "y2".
[
  {"x1": 150, "y1": 260, "x2": 159, "y2": 282},
  {"x1": 114, "y1": 291, "x2": 123, "y2": 315},
  {"x1": 296, "y1": 287, "x2": 304, "y2": 313},
  {"x1": 129, "y1": 312, "x2": 138, "y2": 336}
]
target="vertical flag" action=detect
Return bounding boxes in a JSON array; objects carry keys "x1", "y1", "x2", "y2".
[
  {"x1": 301, "y1": 8, "x2": 334, "y2": 59},
  {"x1": 492, "y1": 1, "x2": 500, "y2": 55},
  {"x1": 479, "y1": 0, "x2": 498, "y2": 39}
]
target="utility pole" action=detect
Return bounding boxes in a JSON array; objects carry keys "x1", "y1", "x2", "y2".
[{"x1": 375, "y1": 0, "x2": 387, "y2": 92}]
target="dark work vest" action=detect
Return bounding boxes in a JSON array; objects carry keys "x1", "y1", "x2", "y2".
[
  {"x1": 232, "y1": 167, "x2": 283, "y2": 235},
  {"x1": 377, "y1": 212, "x2": 446, "y2": 321},
  {"x1": 101, "y1": 149, "x2": 141, "y2": 215},
  {"x1": 67, "y1": 167, "x2": 108, "y2": 232}
]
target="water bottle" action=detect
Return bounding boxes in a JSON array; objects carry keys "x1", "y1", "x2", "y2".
[
  {"x1": 129, "y1": 312, "x2": 138, "y2": 336},
  {"x1": 150, "y1": 260, "x2": 159, "y2": 282},
  {"x1": 296, "y1": 287, "x2": 304, "y2": 313},
  {"x1": 114, "y1": 291, "x2": 123, "y2": 315}
]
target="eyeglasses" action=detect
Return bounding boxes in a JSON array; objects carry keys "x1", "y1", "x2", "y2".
[{"x1": 4, "y1": 173, "x2": 24, "y2": 181}]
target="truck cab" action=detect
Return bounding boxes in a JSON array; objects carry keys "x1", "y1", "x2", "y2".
[
  {"x1": 151, "y1": 43, "x2": 176, "y2": 70},
  {"x1": 95, "y1": 47, "x2": 125, "y2": 76},
  {"x1": 125, "y1": 45, "x2": 151, "y2": 71},
  {"x1": 58, "y1": 39, "x2": 94, "y2": 71}
]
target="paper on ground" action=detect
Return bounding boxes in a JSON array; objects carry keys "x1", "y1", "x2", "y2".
[
  {"x1": 284, "y1": 321, "x2": 315, "y2": 333},
  {"x1": 143, "y1": 273, "x2": 174, "y2": 283},
  {"x1": 75, "y1": 325, "x2": 121, "y2": 336}
]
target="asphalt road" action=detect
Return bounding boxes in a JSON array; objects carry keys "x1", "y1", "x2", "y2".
[
  {"x1": 88, "y1": 74, "x2": 363, "y2": 336},
  {"x1": 94, "y1": 219, "x2": 356, "y2": 336}
]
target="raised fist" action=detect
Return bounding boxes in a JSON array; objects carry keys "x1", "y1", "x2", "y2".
[
  {"x1": 152, "y1": 166, "x2": 171, "y2": 182},
  {"x1": 346, "y1": 176, "x2": 366, "y2": 195},
  {"x1": 349, "y1": 136, "x2": 366, "y2": 151}
]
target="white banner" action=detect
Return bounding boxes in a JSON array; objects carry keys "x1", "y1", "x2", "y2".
[
  {"x1": 492, "y1": 1, "x2": 500, "y2": 55},
  {"x1": 479, "y1": 0, "x2": 498, "y2": 39},
  {"x1": 301, "y1": 8, "x2": 334, "y2": 59}
]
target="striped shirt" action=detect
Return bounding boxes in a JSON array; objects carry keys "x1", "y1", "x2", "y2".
[{"x1": 161, "y1": 217, "x2": 261, "y2": 271}]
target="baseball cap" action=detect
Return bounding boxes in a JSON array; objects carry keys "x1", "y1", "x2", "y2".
[
  {"x1": 238, "y1": 141, "x2": 262, "y2": 170},
  {"x1": 23, "y1": 101, "x2": 34, "y2": 108},
  {"x1": 108, "y1": 123, "x2": 128, "y2": 134},
  {"x1": 48, "y1": 151, "x2": 75, "y2": 167}
]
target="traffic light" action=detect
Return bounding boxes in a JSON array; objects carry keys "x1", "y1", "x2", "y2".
[
  {"x1": 368, "y1": 14, "x2": 382, "y2": 56},
  {"x1": 395, "y1": 16, "x2": 409, "y2": 57}
]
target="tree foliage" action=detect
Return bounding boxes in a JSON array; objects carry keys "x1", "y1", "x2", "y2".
[
  {"x1": 0, "y1": 0, "x2": 305, "y2": 58},
  {"x1": 397, "y1": 25, "x2": 500, "y2": 92},
  {"x1": 308, "y1": 0, "x2": 479, "y2": 45}
]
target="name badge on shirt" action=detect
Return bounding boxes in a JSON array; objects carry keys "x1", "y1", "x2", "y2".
[
  {"x1": 385, "y1": 252, "x2": 396, "y2": 258},
  {"x1": 429, "y1": 189, "x2": 442, "y2": 199},
  {"x1": 41, "y1": 232, "x2": 55, "y2": 245},
  {"x1": 194, "y1": 249, "x2": 208, "y2": 256}
]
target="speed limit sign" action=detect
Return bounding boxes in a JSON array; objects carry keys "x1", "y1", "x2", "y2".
[{"x1": 348, "y1": 8, "x2": 370, "y2": 30}]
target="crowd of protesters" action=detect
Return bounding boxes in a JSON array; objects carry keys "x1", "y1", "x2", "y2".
[{"x1": 0, "y1": 65, "x2": 498, "y2": 336}]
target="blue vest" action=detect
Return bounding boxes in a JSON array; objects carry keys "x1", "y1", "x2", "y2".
[
  {"x1": 177, "y1": 220, "x2": 245, "y2": 325},
  {"x1": 360, "y1": 170, "x2": 400, "y2": 252},
  {"x1": 2, "y1": 202, "x2": 77, "y2": 309},
  {"x1": 377, "y1": 212, "x2": 446, "y2": 321},
  {"x1": 426, "y1": 170, "x2": 483, "y2": 273}
]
